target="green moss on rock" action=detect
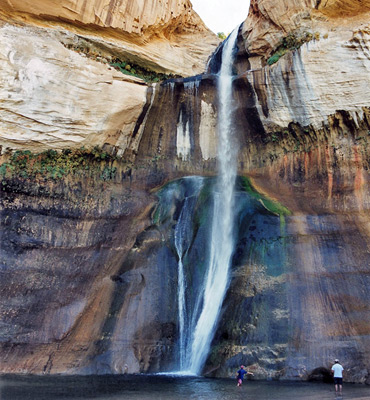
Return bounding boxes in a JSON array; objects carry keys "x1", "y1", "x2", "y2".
[{"x1": 238, "y1": 176, "x2": 291, "y2": 216}]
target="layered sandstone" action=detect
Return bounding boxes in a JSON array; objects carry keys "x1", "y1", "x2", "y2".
[
  {"x1": 0, "y1": 23, "x2": 148, "y2": 153},
  {"x1": 0, "y1": 0, "x2": 219, "y2": 153},
  {"x1": 236, "y1": 0, "x2": 370, "y2": 136},
  {"x1": 242, "y1": 0, "x2": 370, "y2": 67},
  {"x1": 0, "y1": 0, "x2": 219, "y2": 77}
]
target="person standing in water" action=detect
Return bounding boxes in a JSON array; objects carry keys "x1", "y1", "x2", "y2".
[
  {"x1": 331, "y1": 359, "x2": 344, "y2": 394},
  {"x1": 236, "y1": 365, "x2": 254, "y2": 386}
]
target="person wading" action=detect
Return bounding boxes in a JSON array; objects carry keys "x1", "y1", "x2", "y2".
[{"x1": 236, "y1": 365, "x2": 254, "y2": 387}]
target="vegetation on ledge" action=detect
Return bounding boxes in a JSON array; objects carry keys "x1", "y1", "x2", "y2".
[
  {"x1": 109, "y1": 58, "x2": 180, "y2": 83},
  {"x1": 267, "y1": 31, "x2": 320, "y2": 65},
  {"x1": 63, "y1": 42, "x2": 181, "y2": 83},
  {"x1": 217, "y1": 32, "x2": 227, "y2": 40},
  {"x1": 0, "y1": 147, "x2": 124, "y2": 182}
]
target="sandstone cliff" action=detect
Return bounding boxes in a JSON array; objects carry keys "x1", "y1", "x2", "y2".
[
  {"x1": 0, "y1": 0, "x2": 219, "y2": 153},
  {"x1": 0, "y1": 0, "x2": 369, "y2": 385},
  {"x1": 0, "y1": 0, "x2": 219, "y2": 77}
]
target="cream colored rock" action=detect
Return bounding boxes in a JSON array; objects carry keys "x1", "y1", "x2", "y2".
[
  {"x1": 0, "y1": 0, "x2": 219, "y2": 76},
  {"x1": 241, "y1": 0, "x2": 370, "y2": 131},
  {"x1": 242, "y1": 0, "x2": 317, "y2": 62},
  {"x1": 242, "y1": 0, "x2": 370, "y2": 64},
  {"x1": 247, "y1": 29, "x2": 370, "y2": 130},
  {"x1": 0, "y1": 24, "x2": 147, "y2": 154}
]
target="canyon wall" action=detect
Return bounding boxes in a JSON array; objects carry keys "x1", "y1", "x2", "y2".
[
  {"x1": 0, "y1": 0, "x2": 369, "y2": 384},
  {"x1": 0, "y1": 0, "x2": 219, "y2": 76},
  {"x1": 0, "y1": 0, "x2": 218, "y2": 152}
]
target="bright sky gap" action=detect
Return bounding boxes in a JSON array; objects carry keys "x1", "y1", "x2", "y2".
[{"x1": 191, "y1": 0, "x2": 251, "y2": 35}]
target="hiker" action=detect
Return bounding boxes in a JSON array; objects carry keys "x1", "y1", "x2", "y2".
[
  {"x1": 236, "y1": 365, "x2": 254, "y2": 386},
  {"x1": 331, "y1": 359, "x2": 344, "y2": 394}
]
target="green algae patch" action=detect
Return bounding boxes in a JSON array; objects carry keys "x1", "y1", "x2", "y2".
[
  {"x1": 152, "y1": 198, "x2": 168, "y2": 226},
  {"x1": 238, "y1": 176, "x2": 291, "y2": 217}
]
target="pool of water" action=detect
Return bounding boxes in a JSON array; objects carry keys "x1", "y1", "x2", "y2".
[{"x1": 0, "y1": 375, "x2": 369, "y2": 400}]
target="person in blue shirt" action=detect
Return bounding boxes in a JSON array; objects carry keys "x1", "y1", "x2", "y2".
[{"x1": 236, "y1": 365, "x2": 254, "y2": 386}]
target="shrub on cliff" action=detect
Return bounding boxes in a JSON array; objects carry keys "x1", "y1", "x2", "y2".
[{"x1": 267, "y1": 31, "x2": 317, "y2": 65}]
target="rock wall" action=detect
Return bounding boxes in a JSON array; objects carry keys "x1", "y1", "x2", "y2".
[
  {"x1": 242, "y1": 0, "x2": 370, "y2": 67},
  {"x1": 0, "y1": 23, "x2": 147, "y2": 154},
  {"x1": 0, "y1": 0, "x2": 369, "y2": 384},
  {"x1": 0, "y1": 0, "x2": 219, "y2": 77},
  {"x1": 0, "y1": 168, "x2": 159, "y2": 374},
  {"x1": 0, "y1": 0, "x2": 219, "y2": 153}
]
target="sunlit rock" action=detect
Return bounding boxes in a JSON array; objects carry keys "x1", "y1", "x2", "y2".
[
  {"x1": 0, "y1": 0, "x2": 219, "y2": 77},
  {"x1": 0, "y1": 24, "x2": 147, "y2": 154}
]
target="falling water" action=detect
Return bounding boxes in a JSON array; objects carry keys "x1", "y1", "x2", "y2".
[
  {"x1": 174, "y1": 178, "x2": 204, "y2": 370},
  {"x1": 187, "y1": 28, "x2": 239, "y2": 374}
]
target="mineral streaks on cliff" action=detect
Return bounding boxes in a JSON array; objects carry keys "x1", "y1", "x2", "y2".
[
  {"x1": 242, "y1": 0, "x2": 370, "y2": 67},
  {"x1": 0, "y1": 24, "x2": 147, "y2": 153},
  {"x1": 239, "y1": 0, "x2": 370, "y2": 133},
  {"x1": 210, "y1": 205, "x2": 370, "y2": 382},
  {"x1": 0, "y1": 171, "x2": 157, "y2": 374},
  {"x1": 0, "y1": 0, "x2": 219, "y2": 76},
  {"x1": 247, "y1": 32, "x2": 370, "y2": 131},
  {"x1": 132, "y1": 75, "x2": 222, "y2": 178}
]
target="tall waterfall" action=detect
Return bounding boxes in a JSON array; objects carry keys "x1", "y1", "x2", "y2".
[{"x1": 186, "y1": 28, "x2": 239, "y2": 375}]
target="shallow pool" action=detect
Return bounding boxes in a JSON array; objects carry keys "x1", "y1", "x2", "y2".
[{"x1": 0, "y1": 374, "x2": 369, "y2": 400}]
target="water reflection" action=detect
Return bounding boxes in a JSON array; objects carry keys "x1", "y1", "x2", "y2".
[{"x1": 0, "y1": 375, "x2": 369, "y2": 400}]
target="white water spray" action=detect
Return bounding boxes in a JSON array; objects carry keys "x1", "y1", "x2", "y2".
[{"x1": 187, "y1": 28, "x2": 239, "y2": 374}]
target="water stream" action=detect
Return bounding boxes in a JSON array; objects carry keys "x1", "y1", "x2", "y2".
[
  {"x1": 180, "y1": 28, "x2": 239, "y2": 375},
  {"x1": 174, "y1": 178, "x2": 204, "y2": 370}
]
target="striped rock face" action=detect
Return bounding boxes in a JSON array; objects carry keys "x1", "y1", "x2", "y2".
[
  {"x1": 0, "y1": 0, "x2": 219, "y2": 77},
  {"x1": 0, "y1": 0, "x2": 369, "y2": 383}
]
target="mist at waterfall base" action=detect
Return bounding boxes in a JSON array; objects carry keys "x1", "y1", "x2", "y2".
[{"x1": 1, "y1": 375, "x2": 369, "y2": 400}]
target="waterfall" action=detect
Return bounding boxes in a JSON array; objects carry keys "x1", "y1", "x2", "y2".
[
  {"x1": 187, "y1": 28, "x2": 239, "y2": 374},
  {"x1": 174, "y1": 178, "x2": 204, "y2": 370}
]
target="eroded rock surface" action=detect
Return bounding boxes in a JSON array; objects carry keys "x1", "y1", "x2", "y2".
[
  {"x1": 242, "y1": 0, "x2": 370, "y2": 65},
  {"x1": 0, "y1": 23, "x2": 148, "y2": 154},
  {"x1": 0, "y1": 0, "x2": 219, "y2": 77},
  {"x1": 0, "y1": 0, "x2": 219, "y2": 154},
  {"x1": 0, "y1": 0, "x2": 369, "y2": 385}
]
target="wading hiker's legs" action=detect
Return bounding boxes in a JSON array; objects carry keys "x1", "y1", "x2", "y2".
[{"x1": 334, "y1": 378, "x2": 343, "y2": 393}]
